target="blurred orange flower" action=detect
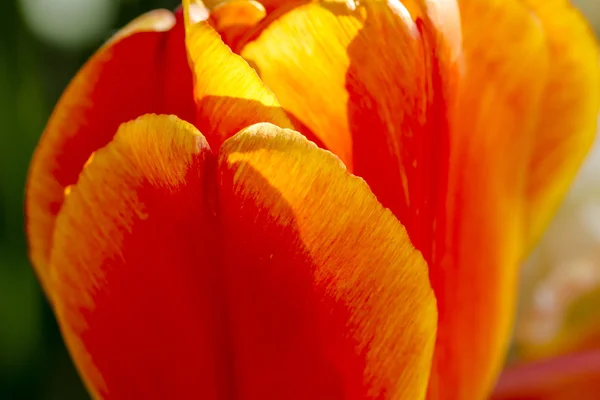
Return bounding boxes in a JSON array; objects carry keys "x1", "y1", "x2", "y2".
[{"x1": 25, "y1": 0, "x2": 599, "y2": 399}]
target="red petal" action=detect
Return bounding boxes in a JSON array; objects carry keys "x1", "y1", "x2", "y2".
[
  {"x1": 239, "y1": 1, "x2": 553, "y2": 398},
  {"x1": 182, "y1": 0, "x2": 294, "y2": 149},
  {"x1": 27, "y1": 10, "x2": 195, "y2": 287},
  {"x1": 51, "y1": 116, "x2": 437, "y2": 399},
  {"x1": 49, "y1": 115, "x2": 226, "y2": 398},
  {"x1": 217, "y1": 122, "x2": 437, "y2": 399}
]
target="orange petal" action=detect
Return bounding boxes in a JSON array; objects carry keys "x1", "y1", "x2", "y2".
[
  {"x1": 48, "y1": 115, "x2": 228, "y2": 399},
  {"x1": 26, "y1": 9, "x2": 195, "y2": 289},
  {"x1": 53, "y1": 116, "x2": 436, "y2": 398},
  {"x1": 427, "y1": 0, "x2": 549, "y2": 397},
  {"x1": 241, "y1": 1, "x2": 553, "y2": 398},
  {"x1": 492, "y1": 350, "x2": 600, "y2": 400},
  {"x1": 521, "y1": 0, "x2": 600, "y2": 247},
  {"x1": 209, "y1": 0, "x2": 266, "y2": 49},
  {"x1": 217, "y1": 122, "x2": 437, "y2": 399},
  {"x1": 240, "y1": 0, "x2": 454, "y2": 225},
  {"x1": 243, "y1": 0, "x2": 310, "y2": 13},
  {"x1": 240, "y1": 2, "x2": 359, "y2": 167},
  {"x1": 182, "y1": 0, "x2": 293, "y2": 149}
]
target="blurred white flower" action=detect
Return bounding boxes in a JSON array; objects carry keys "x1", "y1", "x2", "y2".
[
  {"x1": 573, "y1": 0, "x2": 600, "y2": 33},
  {"x1": 19, "y1": 0, "x2": 118, "y2": 49}
]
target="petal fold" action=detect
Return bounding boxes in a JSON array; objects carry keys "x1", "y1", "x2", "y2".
[
  {"x1": 182, "y1": 0, "x2": 293, "y2": 148},
  {"x1": 217, "y1": 122, "x2": 437, "y2": 399},
  {"x1": 428, "y1": 0, "x2": 549, "y2": 397},
  {"x1": 49, "y1": 115, "x2": 227, "y2": 399},
  {"x1": 239, "y1": 1, "x2": 554, "y2": 398},
  {"x1": 209, "y1": 0, "x2": 266, "y2": 49},
  {"x1": 26, "y1": 10, "x2": 194, "y2": 286},
  {"x1": 240, "y1": 3, "x2": 359, "y2": 167},
  {"x1": 51, "y1": 118, "x2": 437, "y2": 399}
]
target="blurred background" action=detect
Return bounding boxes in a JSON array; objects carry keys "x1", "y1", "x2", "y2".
[{"x1": 0, "y1": 0, "x2": 598, "y2": 398}]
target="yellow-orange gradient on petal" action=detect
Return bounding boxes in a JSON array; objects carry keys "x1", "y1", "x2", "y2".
[
  {"x1": 48, "y1": 113, "x2": 437, "y2": 399},
  {"x1": 27, "y1": 0, "x2": 298, "y2": 296},
  {"x1": 234, "y1": 0, "x2": 596, "y2": 397},
  {"x1": 241, "y1": 3, "x2": 359, "y2": 167},
  {"x1": 209, "y1": 0, "x2": 266, "y2": 48},
  {"x1": 182, "y1": 0, "x2": 293, "y2": 148},
  {"x1": 520, "y1": 0, "x2": 600, "y2": 248},
  {"x1": 49, "y1": 115, "x2": 225, "y2": 399},
  {"x1": 27, "y1": 0, "x2": 599, "y2": 398},
  {"x1": 218, "y1": 123, "x2": 436, "y2": 399},
  {"x1": 429, "y1": 1, "x2": 548, "y2": 397},
  {"x1": 26, "y1": 9, "x2": 195, "y2": 290}
]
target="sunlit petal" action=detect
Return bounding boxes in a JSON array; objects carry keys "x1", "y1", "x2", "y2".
[
  {"x1": 521, "y1": 0, "x2": 600, "y2": 248},
  {"x1": 182, "y1": 0, "x2": 293, "y2": 149},
  {"x1": 48, "y1": 115, "x2": 225, "y2": 398},
  {"x1": 217, "y1": 122, "x2": 437, "y2": 399},
  {"x1": 209, "y1": 0, "x2": 266, "y2": 49},
  {"x1": 26, "y1": 9, "x2": 194, "y2": 289},
  {"x1": 50, "y1": 114, "x2": 437, "y2": 399},
  {"x1": 240, "y1": 1, "x2": 551, "y2": 398}
]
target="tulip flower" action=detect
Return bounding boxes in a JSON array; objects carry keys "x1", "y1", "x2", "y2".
[{"x1": 25, "y1": 0, "x2": 599, "y2": 399}]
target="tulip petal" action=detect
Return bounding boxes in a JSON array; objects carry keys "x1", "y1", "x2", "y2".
[
  {"x1": 209, "y1": 0, "x2": 266, "y2": 49},
  {"x1": 429, "y1": 0, "x2": 549, "y2": 397},
  {"x1": 240, "y1": 3, "x2": 359, "y2": 167},
  {"x1": 217, "y1": 122, "x2": 437, "y2": 399},
  {"x1": 240, "y1": 1, "x2": 552, "y2": 398},
  {"x1": 520, "y1": 0, "x2": 600, "y2": 247},
  {"x1": 48, "y1": 114, "x2": 227, "y2": 399},
  {"x1": 52, "y1": 117, "x2": 437, "y2": 399},
  {"x1": 241, "y1": 1, "x2": 454, "y2": 226},
  {"x1": 492, "y1": 350, "x2": 600, "y2": 400},
  {"x1": 26, "y1": 10, "x2": 194, "y2": 288},
  {"x1": 182, "y1": 0, "x2": 293, "y2": 148},
  {"x1": 255, "y1": 0, "x2": 309, "y2": 12}
]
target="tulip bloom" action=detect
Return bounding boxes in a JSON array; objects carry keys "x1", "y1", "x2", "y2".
[{"x1": 26, "y1": 0, "x2": 599, "y2": 399}]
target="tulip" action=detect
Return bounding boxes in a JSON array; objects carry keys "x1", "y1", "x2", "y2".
[{"x1": 25, "y1": 0, "x2": 598, "y2": 399}]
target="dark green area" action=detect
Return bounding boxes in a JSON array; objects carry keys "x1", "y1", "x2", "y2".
[{"x1": 0, "y1": 1, "x2": 178, "y2": 398}]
